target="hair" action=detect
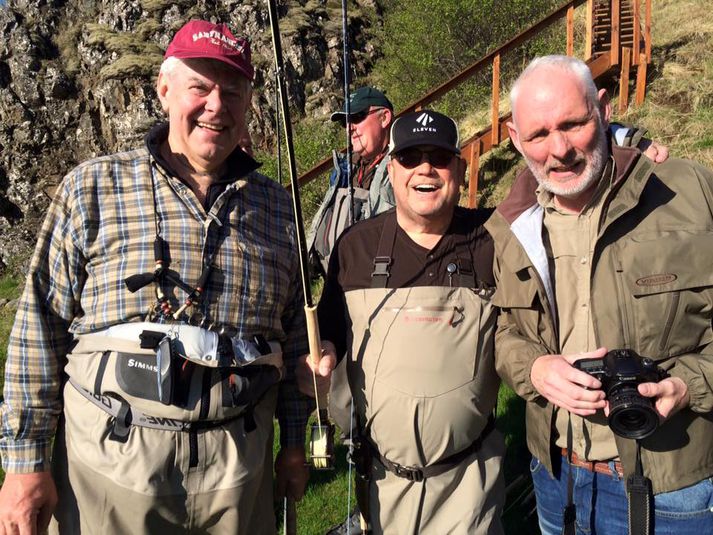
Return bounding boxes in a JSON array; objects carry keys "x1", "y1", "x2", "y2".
[
  {"x1": 509, "y1": 55, "x2": 600, "y2": 123},
  {"x1": 159, "y1": 56, "x2": 252, "y2": 95}
]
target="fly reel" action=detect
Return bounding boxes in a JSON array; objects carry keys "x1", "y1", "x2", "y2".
[{"x1": 309, "y1": 409, "x2": 335, "y2": 470}]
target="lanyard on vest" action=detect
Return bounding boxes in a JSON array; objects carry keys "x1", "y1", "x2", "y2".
[{"x1": 123, "y1": 163, "x2": 236, "y2": 326}]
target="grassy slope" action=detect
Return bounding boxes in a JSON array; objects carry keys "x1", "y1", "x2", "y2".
[
  {"x1": 1, "y1": 1, "x2": 711, "y2": 533},
  {"x1": 477, "y1": 0, "x2": 713, "y2": 210}
]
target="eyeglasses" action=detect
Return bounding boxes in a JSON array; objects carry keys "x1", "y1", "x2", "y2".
[
  {"x1": 393, "y1": 148, "x2": 457, "y2": 169},
  {"x1": 338, "y1": 108, "x2": 383, "y2": 127}
]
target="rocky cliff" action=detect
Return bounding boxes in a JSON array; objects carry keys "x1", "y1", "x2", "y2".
[{"x1": 0, "y1": 0, "x2": 379, "y2": 274}]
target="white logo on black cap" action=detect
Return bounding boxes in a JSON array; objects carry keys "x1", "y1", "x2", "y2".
[{"x1": 416, "y1": 113, "x2": 434, "y2": 127}]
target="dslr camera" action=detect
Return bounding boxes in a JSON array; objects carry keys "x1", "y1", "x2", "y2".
[{"x1": 573, "y1": 349, "x2": 668, "y2": 440}]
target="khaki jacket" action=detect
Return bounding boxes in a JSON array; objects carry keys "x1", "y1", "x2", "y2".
[{"x1": 485, "y1": 145, "x2": 713, "y2": 494}]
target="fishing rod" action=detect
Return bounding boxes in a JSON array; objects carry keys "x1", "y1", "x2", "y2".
[
  {"x1": 342, "y1": 0, "x2": 354, "y2": 226},
  {"x1": 267, "y1": 0, "x2": 335, "y2": 476},
  {"x1": 338, "y1": 2, "x2": 369, "y2": 533}
]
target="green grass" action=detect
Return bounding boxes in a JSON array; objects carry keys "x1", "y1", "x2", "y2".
[{"x1": 0, "y1": 274, "x2": 22, "y2": 485}]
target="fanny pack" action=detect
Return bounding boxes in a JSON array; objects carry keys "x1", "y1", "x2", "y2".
[{"x1": 66, "y1": 322, "x2": 284, "y2": 427}]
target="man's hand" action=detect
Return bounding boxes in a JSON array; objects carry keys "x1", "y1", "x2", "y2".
[
  {"x1": 274, "y1": 446, "x2": 309, "y2": 502},
  {"x1": 638, "y1": 377, "x2": 689, "y2": 420},
  {"x1": 530, "y1": 348, "x2": 608, "y2": 416},
  {"x1": 296, "y1": 340, "x2": 338, "y2": 399},
  {"x1": 0, "y1": 471, "x2": 57, "y2": 535},
  {"x1": 640, "y1": 140, "x2": 670, "y2": 163}
]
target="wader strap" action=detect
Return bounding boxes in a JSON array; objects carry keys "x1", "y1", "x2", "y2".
[
  {"x1": 626, "y1": 442, "x2": 652, "y2": 535},
  {"x1": 93, "y1": 351, "x2": 110, "y2": 395},
  {"x1": 371, "y1": 213, "x2": 399, "y2": 288},
  {"x1": 446, "y1": 211, "x2": 477, "y2": 288},
  {"x1": 69, "y1": 378, "x2": 247, "y2": 433},
  {"x1": 371, "y1": 416, "x2": 496, "y2": 482}
]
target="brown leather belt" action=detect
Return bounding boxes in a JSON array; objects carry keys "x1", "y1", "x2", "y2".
[{"x1": 561, "y1": 448, "x2": 624, "y2": 477}]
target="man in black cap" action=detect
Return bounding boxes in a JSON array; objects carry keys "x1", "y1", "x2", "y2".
[
  {"x1": 311, "y1": 110, "x2": 505, "y2": 534},
  {"x1": 308, "y1": 86, "x2": 396, "y2": 276}
]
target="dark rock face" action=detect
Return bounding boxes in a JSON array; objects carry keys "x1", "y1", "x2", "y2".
[{"x1": 0, "y1": 0, "x2": 378, "y2": 274}]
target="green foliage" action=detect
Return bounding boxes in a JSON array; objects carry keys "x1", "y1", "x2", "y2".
[
  {"x1": 86, "y1": 23, "x2": 163, "y2": 56},
  {"x1": 83, "y1": 23, "x2": 163, "y2": 81},
  {"x1": 55, "y1": 24, "x2": 83, "y2": 75},
  {"x1": 256, "y1": 116, "x2": 343, "y2": 225},
  {"x1": 372, "y1": 0, "x2": 562, "y2": 118},
  {"x1": 139, "y1": 0, "x2": 190, "y2": 14},
  {"x1": 99, "y1": 54, "x2": 163, "y2": 81}
]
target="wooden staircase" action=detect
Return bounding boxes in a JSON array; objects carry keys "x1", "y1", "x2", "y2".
[{"x1": 296, "y1": 0, "x2": 652, "y2": 207}]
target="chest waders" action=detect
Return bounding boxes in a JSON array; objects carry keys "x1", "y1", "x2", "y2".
[{"x1": 345, "y1": 216, "x2": 505, "y2": 535}]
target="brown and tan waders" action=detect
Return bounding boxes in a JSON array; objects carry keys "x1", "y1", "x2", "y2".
[
  {"x1": 49, "y1": 333, "x2": 279, "y2": 535},
  {"x1": 344, "y1": 283, "x2": 505, "y2": 535}
]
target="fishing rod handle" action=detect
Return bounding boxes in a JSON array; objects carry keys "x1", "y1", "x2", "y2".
[{"x1": 304, "y1": 304, "x2": 323, "y2": 368}]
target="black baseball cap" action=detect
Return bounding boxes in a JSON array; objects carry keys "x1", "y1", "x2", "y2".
[
  {"x1": 388, "y1": 110, "x2": 461, "y2": 155},
  {"x1": 330, "y1": 86, "x2": 393, "y2": 122}
]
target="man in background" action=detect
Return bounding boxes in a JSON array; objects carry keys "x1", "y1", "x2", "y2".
[{"x1": 308, "y1": 86, "x2": 396, "y2": 276}]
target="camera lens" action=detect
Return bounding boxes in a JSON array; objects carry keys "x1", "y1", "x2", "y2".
[{"x1": 607, "y1": 385, "x2": 659, "y2": 439}]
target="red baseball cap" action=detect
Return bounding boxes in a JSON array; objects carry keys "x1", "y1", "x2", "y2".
[{"x1": 164, "y1": 20, "x2": 254, "y2": 81}]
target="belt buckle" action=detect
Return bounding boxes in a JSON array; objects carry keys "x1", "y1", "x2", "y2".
[{"x1": 393, "y1": 463, "x2": 424, "y2": 482}]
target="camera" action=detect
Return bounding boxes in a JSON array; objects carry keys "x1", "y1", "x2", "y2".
[{"x1": 573, "y1": 349, "x2": 668, "y2": 440}]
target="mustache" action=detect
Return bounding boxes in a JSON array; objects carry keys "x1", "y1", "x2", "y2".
[{"x1": 545, "y1": 156, "x2": 585, "y2": 173}]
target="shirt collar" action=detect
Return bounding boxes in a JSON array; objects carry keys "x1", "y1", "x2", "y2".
[{"x1": 144, "y1": 122, "x2": 261, "y2": 183}]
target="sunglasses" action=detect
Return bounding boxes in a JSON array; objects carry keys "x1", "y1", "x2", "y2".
[
  {"x1": 338, "y1": 108, "x2": 383, "y2": 127},
  {"x1": 393, "y1": 148, "x2": 457, "y2": 169}
]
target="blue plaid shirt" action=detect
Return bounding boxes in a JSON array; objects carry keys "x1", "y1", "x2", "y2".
[{"x1": 0, "y1": 132, "x2": 313, "y2": 472}]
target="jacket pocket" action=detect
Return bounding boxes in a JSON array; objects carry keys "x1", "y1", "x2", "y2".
[{"x1": 617, "y1": 231, "x2": 713, "y2": 358}]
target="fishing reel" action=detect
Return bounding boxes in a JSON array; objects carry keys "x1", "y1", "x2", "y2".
[{"x1": 309, "y1": 409, "x2": 335, "y2": 470}]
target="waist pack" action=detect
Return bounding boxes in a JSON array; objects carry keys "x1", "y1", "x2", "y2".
[{"x1": 66, "y1": 322, "x2": 284, "y2": 425}]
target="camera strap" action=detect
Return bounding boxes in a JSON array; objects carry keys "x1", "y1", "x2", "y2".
[{"x1": 626, "y1": 441, "x2": 652, "y2": 535}]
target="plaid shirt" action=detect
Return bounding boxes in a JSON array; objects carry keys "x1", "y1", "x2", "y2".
[{"x1": 0, "y1": 133, "x2": 313, "y2": 473}]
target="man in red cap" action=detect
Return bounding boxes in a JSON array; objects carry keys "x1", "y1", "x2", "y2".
[{"x1": 0, "y1": 20, "x2": 313, "y2": 534}]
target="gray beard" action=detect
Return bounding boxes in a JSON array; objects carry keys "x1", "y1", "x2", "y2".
[{"x1": 528, "y1": 129, "x2": 608, "y2": 199}]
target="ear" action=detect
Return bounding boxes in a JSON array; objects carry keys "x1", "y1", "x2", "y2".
[
  {"x1": 597, "y1": 88, "x2": 611, "y2": 126},
  {"x1": 386, "y1": 159, "x2": 395, "y2": 185},
  {"x1": 380, "y1": 108, "x2": 393, "y2": 129},
  {"x1": 156, "y1": 72, "x2": 170, "y2": 113},
  {"x1": 506, "y1": 121, "x2": 523, "y2": 154}
]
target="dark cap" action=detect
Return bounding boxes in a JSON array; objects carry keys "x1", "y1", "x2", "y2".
[
  {"x1": 330, "y1": 86, "x2": 393, "y2": 122},
  {"x1": 165, "y1": 20, "x2": 254, "y2": 81},
  {"x1": 388, "y1": 110, "x2": 460, "y2": 155}
]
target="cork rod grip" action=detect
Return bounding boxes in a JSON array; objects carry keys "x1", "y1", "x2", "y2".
[{"x1": 304, "y1": 304, "x2": 322, "y2": 367}]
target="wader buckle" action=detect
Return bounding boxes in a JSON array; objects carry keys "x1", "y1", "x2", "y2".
[
  {"x1": 392, "y1": 463, "x2": 424, "y2": 482},
  {"x1": 371, "y1": 256, "x2": 392, "y2": 278}
]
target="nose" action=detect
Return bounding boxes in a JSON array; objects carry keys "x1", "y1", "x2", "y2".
[
  {"x1": 549, "y1": 130, "x2": 573, "y2": 160},
  {"x1": 414, "y1": 154, "x2": 436, "y2": 172},
  {"x1": 204, "y1": 87, "x2": 225, "y2": 113}
]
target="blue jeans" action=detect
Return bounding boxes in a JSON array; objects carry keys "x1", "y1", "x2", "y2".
[{"x1": 530, "y1": 455, "x2": 713, "y2": 535}]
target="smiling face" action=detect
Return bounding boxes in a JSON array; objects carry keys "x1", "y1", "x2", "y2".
[
  {"x1": 387, "y1": 145, "x2": 465, "y2": 234},
  {"x1": 157, "y1": 58, "x2": 251, "y2": 175},
  {"x1": 508, "y1": 66, "x2": 611, "y2": 206}
]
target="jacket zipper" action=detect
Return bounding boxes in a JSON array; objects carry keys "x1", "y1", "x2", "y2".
[
  {"x1": 612, "y1": 252, "x2": 633, "y2": 347},
  {"x1": 660, "y1": 291, "x2": 681, "y2": 352}
]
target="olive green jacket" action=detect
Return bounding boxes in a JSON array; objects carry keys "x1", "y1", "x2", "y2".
[{"x1": 485, "y1": 145, "x2": 713, "y2": 494}]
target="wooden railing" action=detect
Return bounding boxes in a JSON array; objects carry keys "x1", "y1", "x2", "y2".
[{"x1": 296, "y1": 0, "x2": 652, "y2": 207}]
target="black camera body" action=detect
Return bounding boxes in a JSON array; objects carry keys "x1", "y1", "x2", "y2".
[{"x1": 573, "y1": 349, "x2": 668, "y2": 440}]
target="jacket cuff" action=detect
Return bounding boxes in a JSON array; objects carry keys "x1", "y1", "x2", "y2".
[{"x1": 668, "y1": 361, "x2": 713, "y2": 413}]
